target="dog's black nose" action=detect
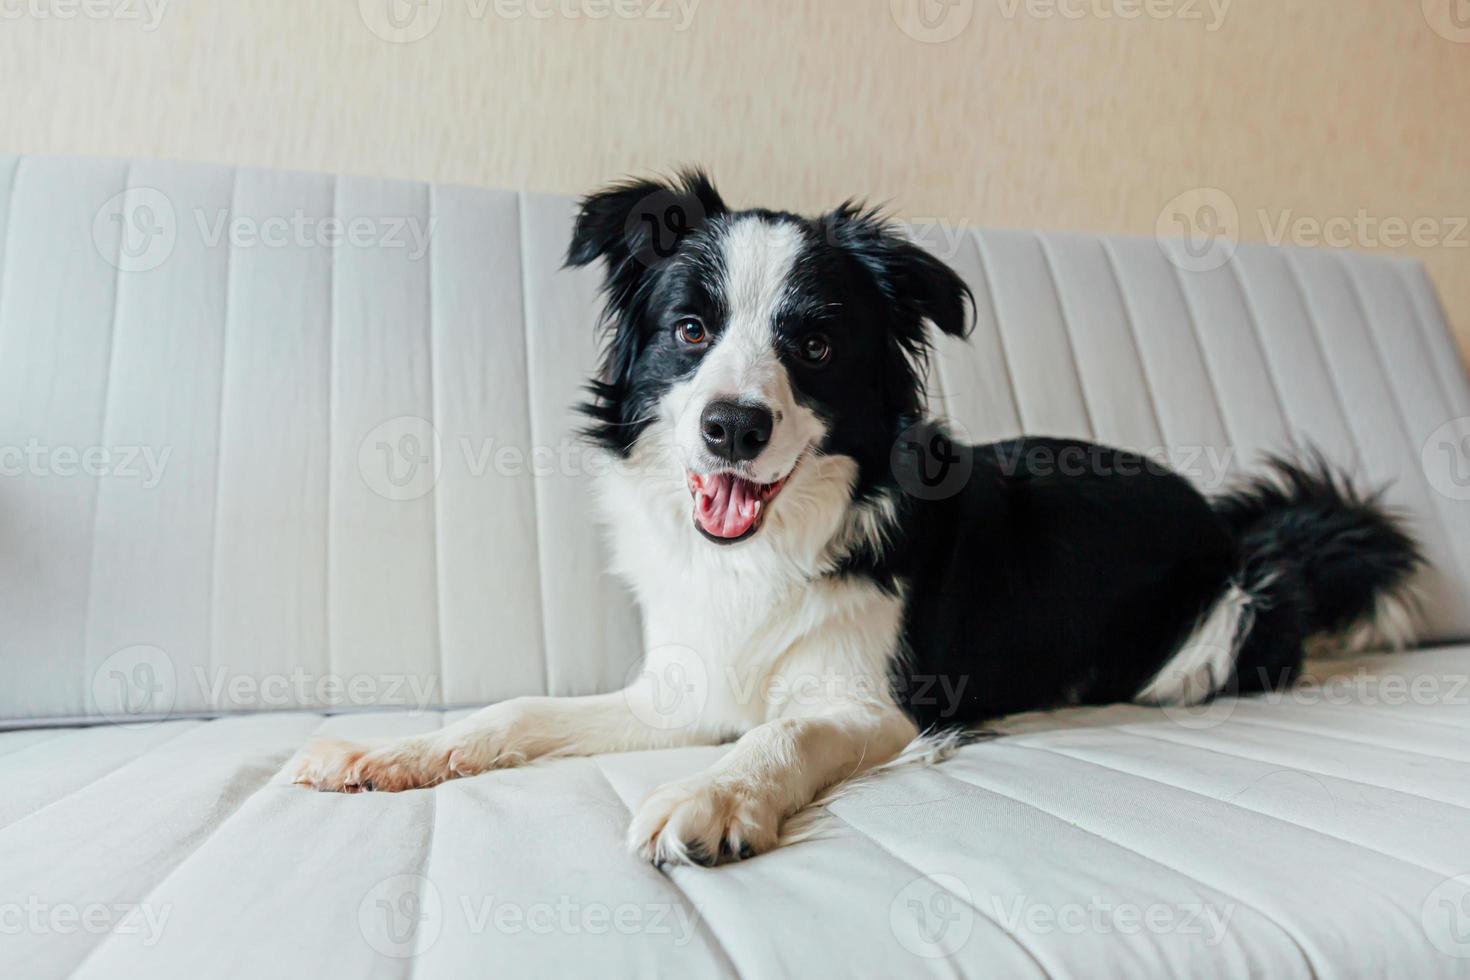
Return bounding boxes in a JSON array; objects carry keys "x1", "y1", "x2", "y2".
[{"x1": 701, "y1": 400, "x2": 773, "y2": 463}]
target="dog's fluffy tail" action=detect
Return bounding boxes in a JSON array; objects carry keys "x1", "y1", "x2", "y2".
[{"x1": 1214, "y1": 453, "x2": 1424, "y2": 693}]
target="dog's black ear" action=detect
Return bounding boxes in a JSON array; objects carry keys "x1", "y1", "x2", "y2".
[
  {"x1": 566, "y1": 170, "x2": 727, "y2": 316},
  {"x1": 821, "y1": 203, "x2": 973, "y2": 340}
]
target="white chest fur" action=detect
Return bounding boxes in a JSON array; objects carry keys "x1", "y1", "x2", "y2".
[{"x1": 594, "y1": 446, "x2": 905, "y2": 736}]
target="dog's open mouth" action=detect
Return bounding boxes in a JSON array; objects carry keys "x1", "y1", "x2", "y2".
[{"x1": 687, "y1": 471, "x2": 788, "y2": 544}]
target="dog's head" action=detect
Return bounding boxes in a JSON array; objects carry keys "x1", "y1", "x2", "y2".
[{"x1": 567, "y1": 171, "x2": 971, "y2": 547}]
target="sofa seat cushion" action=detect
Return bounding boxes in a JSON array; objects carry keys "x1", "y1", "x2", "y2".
[{"x1": 3, "y1": 646, "x2": 1469, "y2": 978}]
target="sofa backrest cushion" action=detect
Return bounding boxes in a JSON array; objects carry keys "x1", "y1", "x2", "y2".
[{"x1": 0, "y1": 155, "x2": 1465, "y2": 724}]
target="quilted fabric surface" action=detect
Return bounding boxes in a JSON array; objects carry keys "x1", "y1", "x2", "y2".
[{"x1": 2, "y1": 647, "x2": 1469, "y2": 978}]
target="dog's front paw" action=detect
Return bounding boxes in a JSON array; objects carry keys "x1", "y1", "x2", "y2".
[
  {"x1": 628, "y1": 776, "x2": 782, "y2": 866},
  {"x1": 292, "y1": 736, "x2": 456, "y2": 793},
  {"x1": 292, "y1": 706, "x2": 532, "y2": 793}
]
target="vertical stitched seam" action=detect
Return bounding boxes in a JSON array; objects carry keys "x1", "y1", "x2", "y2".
[
  {"x1": 61, "y1": 716, "x2": 329, "y2": 976},
  {"x1": 824, "y1": 803, "x2": 1056, "y2": 976},
  {"x1": 1339, "y1": 253, "x2": 1442, "y2": 449},
  {"x1": 971, "y1": 230, "x2": 1028, "y2": 432},
  {"x1": 1225, "y1": 256, "x2": 1296, "y2": 452},
  {"x1": 0, "y1": 155, "x2": 22, "y2": 338},
  {"x1": 1036, "y1": 233, "x2": 1097, "y2": 440},
  {"x1": 517, "y1": 193, "x2": 553, "y2": 698},
  {"x1": 1099, "y1": 239, "x2": 1168, "y2": 447},
  {"x1": 928, "y1": 761, "x2": 1325, "y2": 976},
  {"x1": 584, "y1": 758, "x2": 744, "y2": 979},
  {"x1": 1371, "y1": 260, "x2": 1456, "y2": 423},
  {"x1": 205, "y1": 167, "x2": 239, "y2": 708},
  {"x1": 81, "y1": 160, "x2": 132, "y2": 714},
  {"x1": 1282, "y1": 251, "x2": 1366, "y2": 475},
  {"x1": 426, "y1": 183, "x2": 447, "y2": 708},
  {"x1": 0, "y1": 157, "x2": 24, "y2": 718},
  {"x1": 324, "y1": 177, "x2": 338, "y2": 699},
  {"x1": 405, "y1": 714, "x2": 446, "y2": 979},
  {"x1": 1166, "y1": 257, "x2": 1237, "y2": 451}
]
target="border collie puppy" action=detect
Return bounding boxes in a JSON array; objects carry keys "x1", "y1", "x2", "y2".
[{"x1": 296, "y1": 172, "x2": 1421, "y2": 866}]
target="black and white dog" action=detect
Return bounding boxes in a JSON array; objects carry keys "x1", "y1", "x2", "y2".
[{"x1": 296, "y1": 172, "x2": 1421, "y2": 866}]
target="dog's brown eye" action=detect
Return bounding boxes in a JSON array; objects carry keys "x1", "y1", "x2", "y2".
[
  {"x1": 799, "y1": 334, "x2": 832, "y2": 365},
  {"x1": 676, "y1": 318, "x2": 707, "y2": 346}
]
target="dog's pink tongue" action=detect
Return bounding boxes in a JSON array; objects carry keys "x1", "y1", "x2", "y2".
[{"x1": 694, "y1": 473, "x2": 760, "y2": 539}]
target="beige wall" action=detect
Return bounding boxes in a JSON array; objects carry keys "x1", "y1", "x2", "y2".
[{"x1": 2, "y1": 0, "x2": 1468, "y2": 359}]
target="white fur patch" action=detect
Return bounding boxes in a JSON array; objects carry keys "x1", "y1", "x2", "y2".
[
  {"x1": 1137, "y1": 584, "x2": 1253, "y2": 706},
  {"x1": 600, "y1": 437, "x2": 907, "y2": 735},
  {"x1": 668, "y1": 216, "x2": 823, "y2": 485}
]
